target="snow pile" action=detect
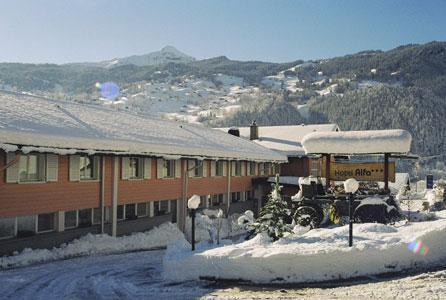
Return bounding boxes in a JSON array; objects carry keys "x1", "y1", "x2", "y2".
[
  {"x1": 164, "y1": 211, "x2": 446, "y2": 284},
  {"x1": 302, "y1": 129, "x2": 412, "y2": 154},
  {"x1": 0, "y1": 222, "x2": 183, "y2": 269}
]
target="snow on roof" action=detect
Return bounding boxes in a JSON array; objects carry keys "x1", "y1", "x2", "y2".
[
  {"x1": 0, "y1": 93, "x2": 286, "y2": 162},
  {"x1": 302, "y1": 129, "x2": 412, "y2": 155},
  {"x1": 216, "y1": 124, "x2": 339, "y2": 156}
]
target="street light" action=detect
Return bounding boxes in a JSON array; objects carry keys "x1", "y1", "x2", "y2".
[
  {"x1": 344, "y1": 178, "x2": 359, "y2": 247},
  {"x1": 188, "y1": 194, "x2": 201, "y2": 251}
]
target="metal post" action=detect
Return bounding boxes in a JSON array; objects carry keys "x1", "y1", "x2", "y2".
[
  {"x1": 349, "y1": 193, "x2": 354, "y2": 247},
  {"x1": 191, "y1": 209, "x2": 196, "y2": 251}
]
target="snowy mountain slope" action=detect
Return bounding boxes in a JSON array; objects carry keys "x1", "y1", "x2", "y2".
[{"x1": 72, "y1": 46, "x2": 195, "y2": 68}]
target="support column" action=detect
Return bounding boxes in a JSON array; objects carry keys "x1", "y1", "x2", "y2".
[
  {"x1": 384, "y1": 153, "x2": 389, "y2": 193},
  {"x1": 111, "y1": 156, "x2": 118, "y2": 237},
  {"x1": 226, "y1": 161, "x2": 231, "y2": 214},
  {"x1": 57, "y1": 211, "x2": 65, "y2": 232},
  {"x1": 324, "y1": 154, "x2": 331, "y2": 191}
]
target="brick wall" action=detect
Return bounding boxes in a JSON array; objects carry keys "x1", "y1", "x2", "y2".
[{"x1": 1, "y1": 153, "x2": 262, "y2": 217}]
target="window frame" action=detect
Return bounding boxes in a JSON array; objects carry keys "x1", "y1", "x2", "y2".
[
  {"x1": 193, "y1": 160, "x2": 204, "y2": 177},
  {"x1": 137, "y1": 202, "x2": 149, "y2": 217},
  {"x1": 37, "y1": 212, "x2": 56, "y2": 233},
  {"x1": 18, "y1": 153, "x2": 45, "y2": 183},
  {"x1": 79, "y1": 155, "x2": 98, "y2": 181},
  {"x1": 0, "y1": 217, "x2": 16, "y2": 240},
  {"x1": 64, "y1": 210, "x2": 78, "y2": 229},
  {"x1": 163, "y1": 160, "x2": 175, "y2": 178},
  {"x1": 129, "y1": 157, "x2": 144, "y2": 180}
]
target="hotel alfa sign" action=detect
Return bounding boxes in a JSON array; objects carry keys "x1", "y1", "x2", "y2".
[{"x1": 330, "y1": 162, "x2": 395, "y2": 182}]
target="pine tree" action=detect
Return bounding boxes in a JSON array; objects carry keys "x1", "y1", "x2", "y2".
[{"x1": 251, "y1": 175, "x2": 293, "y2": 241}]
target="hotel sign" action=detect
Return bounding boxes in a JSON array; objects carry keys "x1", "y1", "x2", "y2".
[{"x1": 330, "y1": 162, "x2": 395, "y2": 182}]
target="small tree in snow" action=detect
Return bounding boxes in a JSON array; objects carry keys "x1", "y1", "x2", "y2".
[{"x1": 251, "y1": 175, "x2": 293, "y2": 241}]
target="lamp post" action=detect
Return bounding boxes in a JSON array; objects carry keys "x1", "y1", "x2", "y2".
[
  {"x1": 187, "y1": 195, "x2": 201, "y2": 251},
  {"x1": 344, "y1": 178, "x2": 359, "y2": 247}
]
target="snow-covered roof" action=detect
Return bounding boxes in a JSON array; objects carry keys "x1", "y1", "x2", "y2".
[
  {"x1": 0, "y1": 93, "x2": 287, "y2": 162},
  {"x1": 302, "y1": 129, "x2": 412, "y2": 155},
  {"x1": 216, "y1": 124, "x2": 339, "y2": 156}
]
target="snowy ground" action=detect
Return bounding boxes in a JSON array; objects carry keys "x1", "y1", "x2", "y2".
[{"x1": 0, "y1": 249, "x2": 445, "y2": 299}]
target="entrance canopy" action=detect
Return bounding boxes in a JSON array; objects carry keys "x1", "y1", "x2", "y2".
[{"x1": 302, "y1": 129, "x2": 412, "y2": 155}]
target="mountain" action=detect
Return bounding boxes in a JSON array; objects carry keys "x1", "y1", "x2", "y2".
[{"x1": 72, "y1": 46, "x2": 196, "y2": 68}]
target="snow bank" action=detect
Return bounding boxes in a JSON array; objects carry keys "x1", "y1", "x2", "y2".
[
  {"x1": 302, "y1": 129, "x2": 412, "y2": 154},
  {"x1": 0, "y1": 222, "x2": 183, "y2": 269},
  {"x1": 164, "y1": 212, "x2": 446, "y2": 284}
]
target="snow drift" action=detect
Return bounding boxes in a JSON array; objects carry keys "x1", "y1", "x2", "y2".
[
  {"x1": 1, "y1": 222, "x2": 183, "y2": 269},
  {"x1": 164, "y1": 211, "x2": 446, "y2": 284}
]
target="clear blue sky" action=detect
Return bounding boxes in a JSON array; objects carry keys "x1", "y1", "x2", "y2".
[{"x1": 1, "y1": 0, "x2": 445, "y2": 64}]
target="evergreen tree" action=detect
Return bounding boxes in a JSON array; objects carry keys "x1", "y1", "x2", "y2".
[{"x1": 251, "y1": 175, "x2": 293, "y2": 241}]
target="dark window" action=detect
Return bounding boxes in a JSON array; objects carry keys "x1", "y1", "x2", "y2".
[
  {"x1": 80, "y1": 156, "x2": 97, "y2": 180},
  {"x1": 216, "y1": 161, "x2": 224, "y2": 176},
  {"x1": 164, "y1": 160, "x2": 175, "y2": 178},
  {"x1": 170, "y1": 200, "x2": 177, "y2": 223},
  {"x1": 125, "y1": 204, "x2": 137, "y2": 220},
  {"x1": 129, "y1": 157, "x2": 143, "y2": 179},
  {"x1": 200, "y1": 196, "x2": 208, "y2": 208},
  {"x1": 17, "y1": 215, "x2": 35, "y2": 237},
  {"x1": 38, "y1": 213, "x2": 55, "y2": 232},
  {"x1": 93, "y1": 208, "x2": 102, "y2": 224},
  {"x1": 235, "y1": 162, "x2": 242, "y2": 176},
  {"x1": 0, "y1": 217, "x2": 15, "y2": 239},
  {"x1": 65, "y1": 210, "x2": 77, "y2": 228},
  {"x1": 137, "y1": 202, "x2": 148, "y2": 217},
  {"x1": 232, "y1": 192, "x2": 241, "y2": 203},
  {"x1": 211, "y1": 194, "x2": 224, "y2": 206},
  {"x1": 249, "y1": 162, "x2": 255, "y2": 175},
  {"x1": 194, "y1": 160, "x2": 203, "y2": 177},
  {"x1": 154, "y1": 200, "x2": 169, "y2": 216},
  {"x1": 78, "y1": 209, "x2": 92, "y2": 227},
  {"x1": 117, "y1": 205, "x2": 124, "y2": 220}
]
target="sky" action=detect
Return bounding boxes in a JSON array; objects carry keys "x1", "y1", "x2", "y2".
[{"x1": 0, "y1": 0, "x2": 445, "y2": 64}]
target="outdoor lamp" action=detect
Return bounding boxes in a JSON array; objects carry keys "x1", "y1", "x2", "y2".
[
  {"x1": 188, "y1": 195, "x2": 200, "y2": 251},
  {"x1": 344, "y1": 178, "x2": 359, "y2": 247}
]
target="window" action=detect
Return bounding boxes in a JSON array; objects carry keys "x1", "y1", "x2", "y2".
[
  {"x1": 194, "y1": 160, "x2": 203, "y2": 177},
  {"x1": 154, "y1": 200, "x2": 170, "y2": 216},
  {"x1": 211, "y1": 194, "x2": 224, "y2": 206},
  {"x1": 170, "y1": 200, "x2": 177, "y2": 223},
  {"x1": 310, "y1": 159, "x2": 319, "y2": 177},
  {"x1": 79, "y1": 155, "x2": 97, "y2": 180},
  {"x1": 200, "y1": 195, "x2": 208, "y2": 208},
  {"x1": 137, "y1": 202, "x2": 148, "y2": 217},
  {"x1": 216, "y1": 161, "x2": 224, "y2": 176},
  {"x1": 259, "y1": 163, "x2": 265, "y2": 176},
  {"x1": 17, "y1": 215, "x2": 36, "y2": 237},
  {"x1": 125, "y1": 204, "x2": 137, "y2": 220},
  {"x1": 129, "y1": 157, "x2": 143, "y2": 179},
  {"x1": 164, "y1": 160, "x2": 175, "y2": 178},
  {"x1": 265, "y1": 163, "x2": 271, "y2": 175},
  {"x1": 78, "y1": 209, "x2": 92, "y2": 227},
  {"x1": 235, "y1": 162, "x2": 242, "y2": 176},
  {"x1": 232, "y1": 192, "x2": 241, "y2": 203},
  {"x1": 245, "y1": 191, "x2": 250, "y2": 201},
  {"x1": 0, "y1": 217, "x2": 15, "y2": 239},
  {"x1": 117, "y1": 205, "x2": 124, "y2": 220},
  {"x1": 65, "y1": 210, "x2": 77, "y2": 228},
  {"x1": 249, "y1": 162, "x2": 256, "y2": 176},
  {"x1": 93, "y1": 208, "x2": 102, "y2": 224},
  {"x1": 38, "y1": 213, "x2": 55, "y2": 232},
  {"x1": 18, "y1": 154, "x2": 44, "y2": 182}
]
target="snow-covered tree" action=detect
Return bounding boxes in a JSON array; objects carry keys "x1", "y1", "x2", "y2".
[{"x1": 251, "y1": 176, "x2": 293, "y2": 241}]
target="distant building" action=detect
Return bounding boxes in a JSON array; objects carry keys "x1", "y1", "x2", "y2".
[{"x1": 216, "y1": 122, "x2": 340, "y2": 199}]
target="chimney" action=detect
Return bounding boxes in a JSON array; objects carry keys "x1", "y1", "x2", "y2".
[
  {"x1": 250, "y1": 120, "x2": 258, "y2": 140},
  {"x1": 228, "y1": 127, "x2": 240, "y2": 137}
]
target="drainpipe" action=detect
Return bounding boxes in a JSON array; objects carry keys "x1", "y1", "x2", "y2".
[
  {"x1": 100, "y1": 155, "x2": 105, "y2": 234},
  {"x1": 182, "y1": 160, "x2": 204, "y2": 232},
  {"x1": 111, "y1": 156, "x2": 118, "y2": 237},
  {"x1": 226, "y1": 161, "x2": 231, "y2": 215}
]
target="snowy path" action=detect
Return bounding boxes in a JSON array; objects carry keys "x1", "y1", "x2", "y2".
[
  {"x1": 0, "y1": 250, "x2": 209, "y2": 299},
  {"x1": 0, "y1": 250, "x2": 445, "y2": 299}
]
